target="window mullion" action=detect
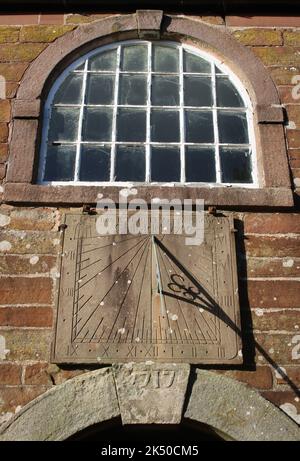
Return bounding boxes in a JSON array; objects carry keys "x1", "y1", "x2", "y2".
[
  {"x1": 74, "y1": 60, "x2": 88, "y2": 182},
  {"x1": 145, "y1": 42, "x2": 152, "y2": 183},
  {"x1": 211, "y1": 63, "x2": 221, "y2": 183},
  {"x1": 110, "y1": 45, "x2": 121, "y2": 182},
  {"x1": 179, "y1": 45, "x2": 185, "y2": 184}
]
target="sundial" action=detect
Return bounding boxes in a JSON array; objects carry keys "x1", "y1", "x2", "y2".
[{"x1": 52, "y1": 212, "x2": 242, "y2": 364}]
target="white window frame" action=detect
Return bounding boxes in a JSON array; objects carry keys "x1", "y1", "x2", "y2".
[{"x1": 38, "y1": 40, "x2": 258, "y2": 188}]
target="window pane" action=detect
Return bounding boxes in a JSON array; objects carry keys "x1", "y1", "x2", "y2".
[
  {"x1": 185, "y1": 147, "x2": 216, "y2": 182},
  {"x1": 218, "y1": 112, "x2": 249, "y2": 144},
  {"x1": 152, "y1": 76, "x2": 179, "y2": 106},
  {"x1": 153, "y1": 45, "x2": 179, "y2": 73},
  {"x1": 151, "y1": 146, "x2": 180, "y2": 182},
  {"x1": 48, "y1": 107, "x2": 80, "y2": 142},
  {"x1": 115, "y1": 145, "x2": 145, "y2": 181},
  {"x1": 44, "y1": 145, "x2": 76, "y2": 181},
  {"x1": 89, "y1": 49, "x2": 117, "y2": 71},
  {"x1": 184, "y1": 51, "x2": 211, "y2": 73},
  {"x1": 185, "y1": 110, "x2": 214, "y2": 143},
  {"x1": 121, "y1": 45, "x2": 147, "y2": 72},
  {"x1": 117, "y1": 108, "x2": 146, "y2": 142},
  {"x1": 119, "y1": 75, "x2": 147, "y2": 105},
  {"x1": 220, "y1": 148, "x2": 252, "y2": 183},
  {"x1": 184, "y1": 76, "x2": 212, "y2": 106},
  {"x1": 216, "y1": 77, "x2": 244, "y2": 108},
  {"x1": 79, "y1": 145, "x2": 111, "y2": 181},
  {"x1": 215, "y1": 65, "x2": 224, "y2": 74},
  {"x1": 53, "y1": 73, "x2": 83, "y2": 105},
  {"x1": 82, "y1": 107, "x2": 113, "y2": 142},
  {"x1": 86, "y1": 74, "x2": 115, "y2": 105},
  {"x1": 151, "y1": 110, "x2": 180, "y2": 142},
  {"x1": 75, "y1": 61, "x2": 85, "y2": 71}
]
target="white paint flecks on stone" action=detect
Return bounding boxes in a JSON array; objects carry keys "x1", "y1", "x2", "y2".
[
  {"x1": 0, "y1": 335, "x2": 10, "y2": 360},
  {"x1": 118, "y1": 328, "x2": 125, "y2": 335},
  {"x1": 50, "y1": 268, "x2": 60, "y2": 278},
  {"x1": 287, "y1": 121, "x2": 297, "y2": 130},
  {"x1": 29, "y1": 255, "x2": 39, "y2": 265},
  {"x1": 0, "y1": 240, "x2": 12, "y2": 252},
  {"x1": 294, "y1": 178, "x2": 300, "y2": 188},
  {"x1": 283, "y1": 259, "x2": 294, "y2": 268},
  {"x1": 52, "y1": 239, "x2": 60, "y2": 246},
  {"x1": 280, "y1": 403, "x2": 300, "y2": 425},
  {"x1": 0, "y1": 214, "x2": 10, "y2": 227},
  {"x1": 255, "y1": 308, "x2": 264, "y2": 317},
  {"x1": 0, "y1": 186, "x2": 4, "y2": 194}
]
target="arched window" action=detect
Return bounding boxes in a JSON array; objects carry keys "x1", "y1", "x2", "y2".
[{"x1": 38, "y1": 40, "x2": 256, "y2": 186}]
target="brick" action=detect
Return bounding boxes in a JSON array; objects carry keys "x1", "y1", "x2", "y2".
[
  {"x1": 0, "y1": 363, "x2": 21, "y2": 385},
  {"x1": 250, "y1": 309, "x2": 300, "y2": 332},
  {"x1": 246, "y1": 280, "x2": 300, "y2": 309},
  {"x1": 0, "y1": 277, "x2": 53, "y2": 305},
  {"x1": 20, "y1": 25, "x2": 75, "y2": 43},
  {"x1": 0, "y1": 386, "x2": 49, "y2": 415},
  {"x1": 254, "y1": 333, "x2": 300, "y2": 364},
  {"x1": 50, "y1": 369, "x2": 87, "y2": 385},
  {"x1": 252, "y1": 46, "x2": 300, "y2": 67},
  {"x1": 39, "y1": 14, "x2": 64, "y2": 25},
  {"x1": 226, "y1": 16, "x2": 300, "y2": 27},
  {"x1": 0, "y1": 15, "x2": 39, "y2": 25},
  {"x1": 270, "y1": 66, "x2": 300, "y2": 86},
  {"x1": 0, "y1": 231, "x2": 61, "y2": 254},
  {"x1": 0, "y1": 100, "x2": 10, "y2": 122},
  {"x1": 244, "y1": 235, "x2": 300, "y2": 258},
  {"x1": 244, "y1": 213, "x2": 300, "y2": 234},
  {"x1": 0, "y1": 43, "x2": 46, "y2": 62},
  {"x1": 0, "y1": 144, "x2": 8, "y2": 162},
  {"x1": 0, "y1": 329, "x2": 52, "y2": 360},
  {"x1": 0, "y1": 26, "x2": 19, "y2": 43},
  {"x1": 3, "y1": 208, "x2": 57, "y2": 231},
  {"x1": 218, "y1": 367, "x2": 273, "y2": 390},
  {"x1": 232, "y1": 29, "x2": 282, "y2": 46},
  {"x1": 0, "y1": 63, "x2": 28, "y2": 81},
  {"x1": 0, "y1": 164, "x2": 6, "y2": 180},
  {"x1": 283, "y1": 31, "x2": 300, "y2": 46},
  {"x1": 0, "y1": 123, "x2": 8, "y2": 143},
  {"x1": 5, "y1": 82, "x2": 18, "y2": 99},
  {"x1": 278, "y1": 86, "x2": 299, "y2": 104},
  {"x1": 287, "y1": 130, "x2": 300, "y2": 149},
  {"x1": 286, "y1": 105, "x2": 300, "y2": 128},
  {"x1": 262, "y1": 391, "x2": 300, "y2": 414},
  {"x1": 289, "y1": 150, "x2": 300, "y2": 169},
  {"x1": 275, "y1": 366, "x2": 300, "y2": 386},
  {"x1": 0, "y1": 255, "x2": 57, "y2": 275},
  {"x1": 246, "y1": 257, "x2": 300, "y2": 278},
  {"x1": 24, "y1": 363, "x2": 53, "y2": 385},
  {"x1": 0, "y1": 306, "x2": 53, "y2": 327}
]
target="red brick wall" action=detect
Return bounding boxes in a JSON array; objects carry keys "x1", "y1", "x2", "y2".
[{"x1": 0, "y1": 12, "x2": 299, "y2": 428}]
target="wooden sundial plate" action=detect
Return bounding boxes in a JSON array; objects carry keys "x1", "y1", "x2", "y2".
[{"x1": 52, "y1": 213, "x2": 242, "y2": 364}]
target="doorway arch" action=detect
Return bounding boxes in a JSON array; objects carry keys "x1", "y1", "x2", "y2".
[{"x1": 0, "y1": 366, "x2": 299, "y2": 441}]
